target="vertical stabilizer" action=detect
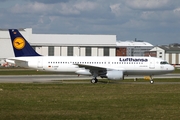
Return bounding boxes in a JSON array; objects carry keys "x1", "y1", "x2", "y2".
[{"x1": 9, "y1": 29, "x2": 41, "y2": 57}]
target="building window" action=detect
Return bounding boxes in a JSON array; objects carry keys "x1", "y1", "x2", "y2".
[
  {"x1": 104, "y1": 47, "x2": 109, "y2": 56},
  {"x1": 68, "y1": 46, "x2": 73, "y2": 56},
  {"x1": 86, "y1": 47, "x2": 91, "y2": 56},
  {"x1": 159, "y1": 52, "x2": 162, "y2": 54},
  {"x1": 48, "y1": 46, "x2": 54, "y2": 56}
]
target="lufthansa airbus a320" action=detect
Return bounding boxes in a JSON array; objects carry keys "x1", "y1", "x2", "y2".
[{"x1": 6, "y1": 29, "x2": 174, "y2": 84}]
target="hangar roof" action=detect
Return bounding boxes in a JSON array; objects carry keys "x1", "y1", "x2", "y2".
[
  {"x1": 116, "y1": 41, "x2": 153, "y2": 47},
  {"x1": 0, "y1": 28, "x2": 116, "y2": 47},
  {"x1": 31, "y1": 34, "x2": 116, "y2": 46},
  {"x1": 158, "y1": 45, "x2": 180, "y2": 51}
]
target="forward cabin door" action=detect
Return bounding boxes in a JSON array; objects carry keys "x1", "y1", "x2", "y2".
[
  {"x1": 37, "y1": 58, "x2": 43, "y2": 69},
  {"x1": 149, "y1": 59, "x2": 155, "y2": 69}
]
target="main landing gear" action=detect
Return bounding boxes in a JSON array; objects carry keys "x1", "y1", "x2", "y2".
[
  {"x1": 91, "y1": 77, "x2": 98, "y2": 83},
  {"x1": 149, "y1": 76, "x2": 154, "y2": 84}
]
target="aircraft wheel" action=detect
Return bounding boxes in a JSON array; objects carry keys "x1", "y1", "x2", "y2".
[
  {"x1": 150, "y1": 80, "x2": 154, "y2": 84},
  {"x1": 91, "y1": 78, "x2": 98, "y2": 83}
]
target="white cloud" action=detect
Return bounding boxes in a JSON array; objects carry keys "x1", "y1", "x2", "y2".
[
  {"x1": 126, "y1": 0, "x2": 170, "y2": 10},
  {"x1": 173, "y1": 7, "x2": 180, "y2": 13},
  {"x1": 57, "y1": 1, "x2": 97, "y2": 15},
  {"x1": 57, "y1": 3, "x2": 80, "y2": 15},
  {"x1": 110, "y1": 3, "x2": 121, "y2": 16},
  {"x1": 11, "y1": 2, "x2": 52, "y2": 14},
  {"x1": 49, "y1": 16, "x2": 58, "y2": 23},
  {"x1": 74, "y1": 1, "x2": 97, "y2": 11},
  {"x1": 121, "y1": 19, "x2": 148, "y2": 29},
  {"x1": 10, "y1": 1, "x2": 98, "y2": 15},
  {"x1": 0, "y1": 0, "x2": 180, "y2": 44}
]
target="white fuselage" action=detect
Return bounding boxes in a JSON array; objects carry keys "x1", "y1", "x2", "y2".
[{"x1": 8, "y1": 56, "x2": 174, "y2": 76}]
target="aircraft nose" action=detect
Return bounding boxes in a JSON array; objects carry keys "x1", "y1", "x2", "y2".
[{"x1": 170, "y1": 65, "x2": 175, "y2": 71}]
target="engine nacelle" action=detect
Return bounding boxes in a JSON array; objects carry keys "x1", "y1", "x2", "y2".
[
  {"x1": 106, "y1": 70, "x2": 124, "y2": 80},
  {"x1": 75, "y1": 69, "x2": 91, "y2": 75}
]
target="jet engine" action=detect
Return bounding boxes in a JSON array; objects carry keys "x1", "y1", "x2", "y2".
[
  {"x1": 105, "y1": 70, "x2": 124, "y2": 80},
  {"x1": 75, "y1": 69, "x2": 91, "y2": 75}
]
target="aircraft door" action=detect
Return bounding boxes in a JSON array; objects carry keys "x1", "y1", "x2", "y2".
[
  {"x1": 37, "y1": 58, "x2": 43, "y2": 69},
  {"x1": 149, "y1": 59, "x2": 155, "y2": 69}
]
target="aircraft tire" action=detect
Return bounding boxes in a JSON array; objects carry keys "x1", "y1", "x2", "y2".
[
  {"x1": 150, "y1": 80, "x2": 154, "y2": 84},
  {"x1": 91, "y1": 78, "x2": 98, "y2": 83}
]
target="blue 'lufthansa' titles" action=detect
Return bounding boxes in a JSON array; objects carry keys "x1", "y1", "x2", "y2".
[{"x1": 119, "y1": 58, "x2": 148, "y2": 62}]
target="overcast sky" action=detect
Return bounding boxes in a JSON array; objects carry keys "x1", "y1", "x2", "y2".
[{"x1": 0, "y1": 0, "x2": 180, "y2": 45}]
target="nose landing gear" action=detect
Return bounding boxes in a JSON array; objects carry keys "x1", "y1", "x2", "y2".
[{"x1": 149, "y1": 76, "x2": 154, "y2": 84}]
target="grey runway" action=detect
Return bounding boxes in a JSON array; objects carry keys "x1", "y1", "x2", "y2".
[
  {"x1": 0, "y1": 75, "x2": 90, "y2": 83},
  {"x1": 0, "y1": 74, "x2": 179, "y2": 83}
]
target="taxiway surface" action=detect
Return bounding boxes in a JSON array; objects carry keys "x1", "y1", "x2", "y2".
[{"x1": 0, "y1": 74, "x2": 179, "y2": 83}]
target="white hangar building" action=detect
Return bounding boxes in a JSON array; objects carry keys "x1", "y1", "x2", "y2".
[
  {"x1": 0, "y1": 28, "x2": 116, "y2": 58},
  {"x1": 116, "y1": 41, "x2": 153, "y2": 56},
  {"x1": 144, "y1": 44, "x2": 180, "y2": 65}
]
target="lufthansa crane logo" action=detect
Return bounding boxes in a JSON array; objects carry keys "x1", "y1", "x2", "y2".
[{"x1": 13, "y1": 37, "x2": 25, "y2": 50}]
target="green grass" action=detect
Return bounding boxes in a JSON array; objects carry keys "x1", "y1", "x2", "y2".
[
  {"x1": 0, "y1": 67, "x2": 179, "y2": 119},
  {"x1": 0, "y1": 83, "x2": 180, "y2": 120},
  {"x1": 173, "y1": 68, "x2": 180, "y2": 73}
]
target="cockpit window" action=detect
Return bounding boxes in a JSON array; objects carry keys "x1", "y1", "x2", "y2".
[{"x1": 160, "y1": 61, "x2": 169, "y2": 64}]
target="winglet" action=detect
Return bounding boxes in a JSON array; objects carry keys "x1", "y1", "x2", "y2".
[{"x1": 9, "y1": 29, "x2": 41, "y2": 57}]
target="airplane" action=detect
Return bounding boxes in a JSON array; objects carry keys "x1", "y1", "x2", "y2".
[{"x1": 6, "y1": 29, "x2": 174, "y2": 84}]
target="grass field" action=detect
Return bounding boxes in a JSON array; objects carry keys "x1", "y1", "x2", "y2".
[
  {"x1": 0, "y1": 83, "x2": 180, "y2": 120},
  {"x1": 0, "y1": 68, "x2": 180, "y2": 119},
  {"x1": 172, "y1": 68, "x2": 180, "y2": 73}
]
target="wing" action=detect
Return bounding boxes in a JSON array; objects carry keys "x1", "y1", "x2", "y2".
[
  {"x1": 75, "y1": 64, "x2": 125, "y2": 77},
  {"x1": 76, "y1": 64, "x2": 124, "y2": 70}
]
